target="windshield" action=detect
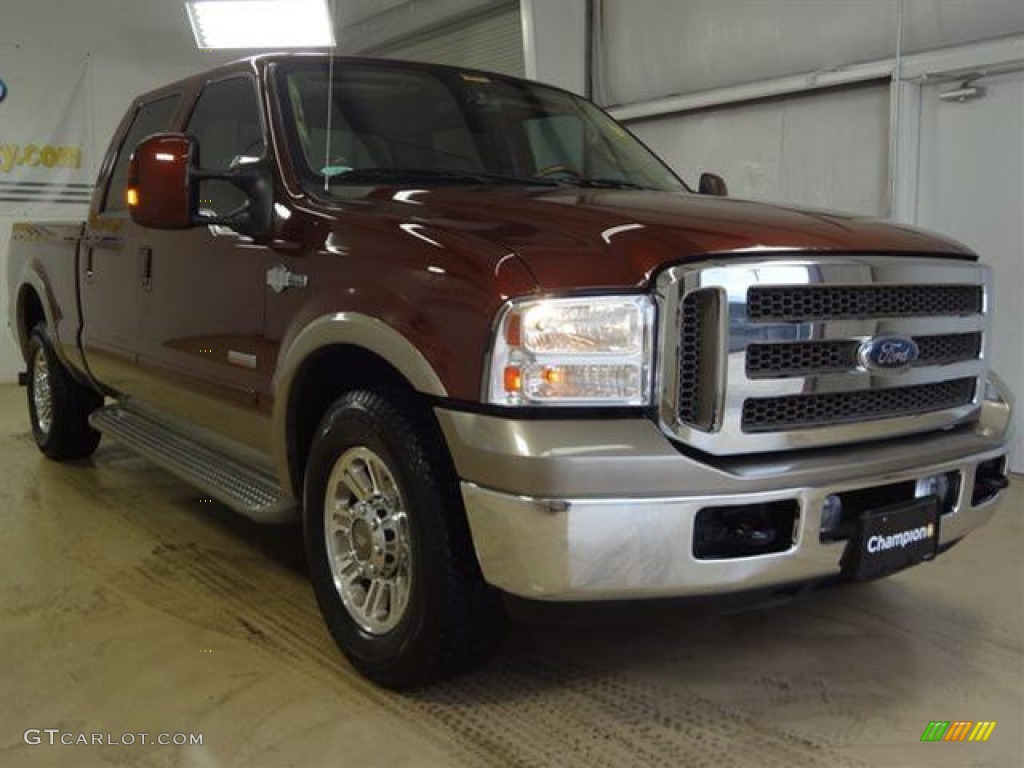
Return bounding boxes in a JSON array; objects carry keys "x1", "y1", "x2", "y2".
[{"x1": 274, "y1": 60, "x2": 687, "y2": 195}]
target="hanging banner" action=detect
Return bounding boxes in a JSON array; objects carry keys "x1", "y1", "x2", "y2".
[{"x1": 0, "y1": 48, "x2": 94, "y2": 216}]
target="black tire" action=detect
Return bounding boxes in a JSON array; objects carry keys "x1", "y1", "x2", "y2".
[
  {"x1": 26, "y1": 324, "x2": 103, "y2": 460},
  {"x1": 303, "y1": 390, "x2": 502, "y2": 689}
]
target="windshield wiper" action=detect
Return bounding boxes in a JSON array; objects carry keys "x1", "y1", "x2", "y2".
[
  {"x1": 561, "y1": 178, "x2": 651, "y2": 190},
  {"x1": 325, "y1": 168, "x2": 656, "y2": 191},
  {"x1": 327, "y1": 168, "x2": 561, "y2": 187}
]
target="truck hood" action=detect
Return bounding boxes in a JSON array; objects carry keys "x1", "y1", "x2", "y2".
[{"x1": 380, "y1": 187, "x2": 974, "y2": 291}]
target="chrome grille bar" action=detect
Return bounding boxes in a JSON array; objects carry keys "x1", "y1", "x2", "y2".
[
  {"x1": 747, "y1": 284, "x2": 983, "y2": 321},
  {"x1": 746, "y1": 332, "x2": 982, "y2": 378},
  {"x1": 741, "y1": 378, "x2": 976, "y2": 432}
]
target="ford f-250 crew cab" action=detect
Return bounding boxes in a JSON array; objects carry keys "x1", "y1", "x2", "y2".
[{"x1": 7, "y1": 55, "x2": 1014, "y2": 688}]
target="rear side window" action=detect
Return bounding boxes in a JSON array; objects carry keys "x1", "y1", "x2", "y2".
[
  {"x1": 186, "y1": 77, "x2": 265, "y2": 217},
  {"x1": 104, "y1": 95, "x2": 180, "y2": 212}
]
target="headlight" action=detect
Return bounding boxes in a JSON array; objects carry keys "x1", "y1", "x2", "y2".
[{"x1": 485, "y1": 295, "x2": 655, "y2": 406}]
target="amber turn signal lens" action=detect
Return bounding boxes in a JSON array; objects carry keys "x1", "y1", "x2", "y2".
[
  {"x1": 126, "y1": 188, "x2": 140, "y2": 207},
  {"x1": 503, "y1": 365, "x2": 522, "y2": 393},
  {"x1": 541, "y1": 366, "x2": 563, "y2": 385}
]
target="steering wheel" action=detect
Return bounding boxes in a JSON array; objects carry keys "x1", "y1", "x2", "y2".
[{"x1": 534, "y1": 163, "x2": 582, "y2": 179}]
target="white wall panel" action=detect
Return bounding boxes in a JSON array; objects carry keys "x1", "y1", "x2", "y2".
[
  {"x1": 915, "y1": 70, "x2": 1024, "y2": 470},
  {"x1": 631, "y1": 84, "x2": 890, "y2": 215},
  {"x1": 599, "y1": 0, "x2": 1024, "y2": 106},
  {"x1": 522, "y1": 0, "x2": 588, "y2": 94}
]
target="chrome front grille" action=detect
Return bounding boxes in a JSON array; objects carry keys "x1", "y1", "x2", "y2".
[{"x1": 655, "y1": 257, "x2": 991, "y2": 455}]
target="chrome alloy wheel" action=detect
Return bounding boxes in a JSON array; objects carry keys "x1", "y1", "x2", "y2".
[
  {"x1": 31, "y1": 346, "x2": 53, "y2": 436},
  {"x1": 324, "y1": 446, "x2": 413, "y2": 635}
]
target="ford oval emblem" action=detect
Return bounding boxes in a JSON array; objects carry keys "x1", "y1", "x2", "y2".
[{"x1": 858, "y1": 335, "x2": 919, "y2": 372}]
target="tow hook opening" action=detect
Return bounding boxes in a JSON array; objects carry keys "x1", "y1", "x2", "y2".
[
  {"x1": 818, "y1": 472, "x2": 962, "y2": 543},
  {"x1": 693, "y1": 501, "x2": 798, "y2": 560},
  {"x1": 972, "y1": 457, "x2": 1009, "y2": 506}
]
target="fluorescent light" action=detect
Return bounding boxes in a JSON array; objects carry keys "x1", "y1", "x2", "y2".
[{"x1": 186, "y1": 0, "x2": 335, "y2": 49}]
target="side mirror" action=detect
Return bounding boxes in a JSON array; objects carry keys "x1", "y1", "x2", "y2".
[
  {"x1": 698, "y1": 172, "x2": 728, "y2": 197},
  {"x1": 127, "y1": 132, "x2": 273, "y2": 240},
  {"x1": 126, "y1": 134, "x2": 195, "y2": 228}
]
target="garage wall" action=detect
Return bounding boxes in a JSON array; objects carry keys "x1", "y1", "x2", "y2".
[
  {"x1": 597, "y1": 0, "x2": 1024, "y2": 107},
  {"x1": 915, "y1": 69, "x2": 1024, "y2": 469},
  {"x1": 599, "y1": 0, "x2": 1024, "y2": 213},
  {"x1": 631, "y1": 83, "x2": 890, "y2": 214}
]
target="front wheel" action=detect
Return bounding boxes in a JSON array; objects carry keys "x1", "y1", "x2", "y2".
[
  {"x1": 26, "y1": 324, "x2": 102, "y2": 460},
  {"x1": 303, "y1": 390, "x2": 502, "y2": 689}
]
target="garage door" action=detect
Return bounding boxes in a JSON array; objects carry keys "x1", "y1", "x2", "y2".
[
  {"x1": 369, "y1": 3, "x2": 524, "y2": 78},
  {"x1": 916, "y1": 69, "x2": 1024, "y2": 472}
]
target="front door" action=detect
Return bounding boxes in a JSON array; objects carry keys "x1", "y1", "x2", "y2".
[{"x1": 136, "y1": 75, "x2": 273, "y2": 453}]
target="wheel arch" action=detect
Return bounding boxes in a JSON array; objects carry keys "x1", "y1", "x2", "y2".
[
  {"x1": 14, "y1": 266, "x2": 65, "y2": 358},
  {"x1": 14, "y1": 271, "x2": 95, "y2": 389},
  {"x1": 272, "y1": 313, "x2": 449, "y2": 499},
  {"x1": 16, "y1": 282, "x2": 47, "y2": 355}
]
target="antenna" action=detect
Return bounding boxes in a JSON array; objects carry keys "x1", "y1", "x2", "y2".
[{"x1": 323, "y1": 0, "x2": 337, "y2": 192}]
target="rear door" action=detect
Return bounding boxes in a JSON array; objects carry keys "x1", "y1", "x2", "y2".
[{"x1": 81, "y1": 94, "x2": 181, "y2": 394}]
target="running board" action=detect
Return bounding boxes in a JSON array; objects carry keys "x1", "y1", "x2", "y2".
[{"x1": 90, "y1": 403, "x2": 296, "y2": 523}]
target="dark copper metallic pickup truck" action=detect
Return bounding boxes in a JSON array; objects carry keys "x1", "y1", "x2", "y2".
[{"x1": 7, "y1": 55, "x2": 1014, "y2": 688}]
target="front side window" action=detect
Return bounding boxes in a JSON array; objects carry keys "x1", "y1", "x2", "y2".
[
  {"x1": 187, "y1": 77, "x2": 265, "y2": 217},
  {"x1": 275, "y1": 61, "x2": 686, "y2": 196},
  {"x1": 104, "y1": 95, "x2": 180, "y2": 212}
]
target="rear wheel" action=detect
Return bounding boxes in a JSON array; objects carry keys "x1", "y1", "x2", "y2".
[
  {"x1": 26, "y1": 325, "x2": 102, "y2": 460},
  {"x1": 303, "y1": 390, "x2": 502, "y2": 689}
]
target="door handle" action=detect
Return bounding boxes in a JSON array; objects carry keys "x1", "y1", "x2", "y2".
[{"x1": 140, "y1": 246, "x2": 153, "y2": 291}]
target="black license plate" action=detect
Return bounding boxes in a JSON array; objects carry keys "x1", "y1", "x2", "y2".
[{"x1": 843, "y1": 497, "x2": 940, "y2": 580}]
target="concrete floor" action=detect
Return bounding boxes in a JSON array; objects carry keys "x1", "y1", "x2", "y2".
[{"x1": 0, "y1": 383, "x2": 1021, "y2": 768}]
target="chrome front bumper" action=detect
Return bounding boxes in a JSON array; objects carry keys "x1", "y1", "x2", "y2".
[{"x1": 436, "y1": 378, "x2": 1014, "y2": 600}]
